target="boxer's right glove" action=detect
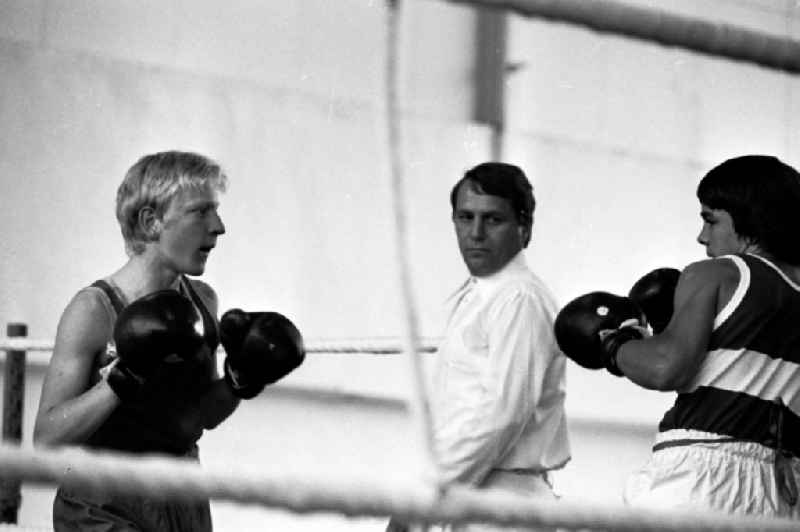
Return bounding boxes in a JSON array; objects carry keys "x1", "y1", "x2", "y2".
[
  {"x1": 219, "y1": 309, "x2": 306, "y2": 399},
  {"x1": 108, "y1": 290, "x2": 204, "y2": 401},
  {"x1": 554, "y1": 291, "x2": 648, "y2": 377}
]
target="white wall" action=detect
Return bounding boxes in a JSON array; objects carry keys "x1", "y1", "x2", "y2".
[
  {"x1": 1, "y1": 0, "x2": 799, "y2": 529},
  {"x1": 0, "y1": 0, "x2": 482, "y2": 341}
]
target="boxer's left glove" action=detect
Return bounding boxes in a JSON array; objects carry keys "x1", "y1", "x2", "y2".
[
  {"x1": 219, "y1": 309, "x2": 305, "y2": 399},
  {"x1": 554, "y1": 291, "x2": 648, "y2": 377},
  {"x1": 628, "y1": 267, "x2": 681, "y2": 334},
  {"x1": 108, "y1": 290, "x2": 204, "y2": 401}
]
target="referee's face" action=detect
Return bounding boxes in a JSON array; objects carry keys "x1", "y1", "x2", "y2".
[{"x1": 452, "y1": 184, "x2": 525, "y2": 277}]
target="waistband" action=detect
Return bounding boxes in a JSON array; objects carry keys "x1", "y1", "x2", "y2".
[
  {"x1": 652, "y1": 429, "x2": 796, "y2": 460},
  {"x1": 493, "y1": 467, "x2": 548, "y2": 476},
  {"x1": 487, "y1": 468, "x2": 554, "y2": 491},
  {"x1": 491, "y1": 468, "x2": 552, "y2": 487}
]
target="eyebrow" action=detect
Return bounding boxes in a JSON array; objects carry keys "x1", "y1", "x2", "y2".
[
  {"x1": 184, "y1": 199, "x2": 218, "y2": 210},
  {"x1": 455, "y1": 208, "x2": 508, "y2": 217}
]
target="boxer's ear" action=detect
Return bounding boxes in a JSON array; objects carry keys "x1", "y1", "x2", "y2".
[{"x1": 138, "y1": 206, "x2": 161, "y2": 240}]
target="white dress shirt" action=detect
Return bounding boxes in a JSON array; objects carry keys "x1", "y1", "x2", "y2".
[{"x1": 431, "y1": 251, "x2": 570, "y2": 486}]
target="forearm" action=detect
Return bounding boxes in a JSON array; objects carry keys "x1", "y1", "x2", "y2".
[
  {"x1": 436, "y1": 427, "x2": 525, "y2": 486},
  {"x1": 435, "y1": 399, "x2": 526, "y2": 485},
  {"x1": 34, "y1": 380, "x2": 120, "y2": 447},
  {"x1": 618, "y1": 260, "x2": 721, "y2": 390},
  {"x1": 436, "y1": 436, "x2": 496, "y2": 486},
  {"x1": 616, "y1": 333, "x2": 690, "y2": 391}
]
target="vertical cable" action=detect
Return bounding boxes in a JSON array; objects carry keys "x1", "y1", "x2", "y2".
[{"x1": 384, "y1": 0, "x2": 441, "y2": 492}]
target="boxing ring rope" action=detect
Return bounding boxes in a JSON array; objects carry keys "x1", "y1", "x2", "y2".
[
  {"x1": 1, "y1": 337, "x2": 798, "y2": 532},
  {"x1": 385, "y1": 0, "x2": 442, "y2": 491},
  {"x1": 435, "y1": 0, "x2": 800, "y2": 74},
  {"x1": 0, "y1": 442, "x2": 796, "y2": 532},
  {"x1": 0, "y1": 336, "x2": 798, "y2": 532},
  {"x1": 0, "y1": 337, "x2": 439, "y2": 356}
]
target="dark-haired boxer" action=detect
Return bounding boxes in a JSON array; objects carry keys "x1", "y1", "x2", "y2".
[{"x1": 556, "y1": 155, "x2": 800, "y2": 519}]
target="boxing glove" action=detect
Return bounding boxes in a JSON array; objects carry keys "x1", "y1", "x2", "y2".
[
  {"x1": 628, "y1": 267, "x2": 681, "y2": 334},
  {"x1": 554, "y1": 291, "x2": 647, "y2": 377},
  {"x1": 220, "y1": 309, "x2": 305, "y2": 399},
  {"x1": 108, "y1": 290, "x2": 204, "y2": 401}
]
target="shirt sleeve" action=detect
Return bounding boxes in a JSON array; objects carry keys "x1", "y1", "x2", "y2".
[{"x1": 433, "y1": 287, "x2": 548, "y2": 485}]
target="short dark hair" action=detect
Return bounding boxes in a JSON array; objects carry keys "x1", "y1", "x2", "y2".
[
  {"x1": 697, "y1": 155, "x2": 800, "y2": 264},
  {"x1": 450, "y1": 162, "x2": 535, "y2": 245}
]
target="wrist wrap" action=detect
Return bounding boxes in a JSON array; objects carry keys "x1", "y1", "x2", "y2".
[{"x1": 601, "y1": 327, "x2": 644, "y2": 377}]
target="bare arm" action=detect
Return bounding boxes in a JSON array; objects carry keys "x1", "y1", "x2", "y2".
[
  {"x1": 190, "y1": 280, "x2": 240, "y2": 429},
  {"x1": 33, "y1": 291, "x2": 120, "y2": 446},
  {"x1": 616, "y1": 258, "x2": 738, "y2": 391}
]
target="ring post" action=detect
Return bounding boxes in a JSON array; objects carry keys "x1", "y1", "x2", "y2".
[{"x1": 0, "y1": 323, "x2": 27, "y2": 523}]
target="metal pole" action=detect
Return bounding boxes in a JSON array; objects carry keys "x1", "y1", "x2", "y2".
[
  {"x1": 0, "y1": 323, "x2": 27, "y2": 523},
  {"x1": 437, "y1": 0, "x2": 800, "y2": 74},
  {"x1": 473, "y1": 8, "x2": 509, "y2": 161}
]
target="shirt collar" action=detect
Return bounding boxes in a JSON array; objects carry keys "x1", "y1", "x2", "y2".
[{"x1": 447, "y1": 250, "x2": 528, "y2": 301}]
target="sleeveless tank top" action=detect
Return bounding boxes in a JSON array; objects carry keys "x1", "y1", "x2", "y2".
[
  {"x1": 86, "y1": 276, "x2": 220, "y2": 456},
  {"x1": 658, "y1": 253, "x2": 800, "y2": 457}
]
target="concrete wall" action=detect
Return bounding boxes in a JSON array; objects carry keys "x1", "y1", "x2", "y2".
[{"x1": 1, "y1": 0, "x2": 799, "y2": 529}]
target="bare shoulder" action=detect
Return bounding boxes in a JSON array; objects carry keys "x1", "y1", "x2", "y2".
[
  {"x1": 680, "y1": 257, "x2": 740, "y2": 293},
  {"x1": 66, "y1": 287, "x2": 114, "y2": 333},
  {"x1": 53, "y1": 287, "x2": 114, "y2": 364}
]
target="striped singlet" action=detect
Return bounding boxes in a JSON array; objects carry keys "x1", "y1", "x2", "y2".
[{"x1": 658, "y1": 253, "x2": 800, "y2": 458}]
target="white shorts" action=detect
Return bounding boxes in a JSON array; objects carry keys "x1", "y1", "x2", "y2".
[{"x1": 624, "y1": 429, "x2": 800, "y2": 519}]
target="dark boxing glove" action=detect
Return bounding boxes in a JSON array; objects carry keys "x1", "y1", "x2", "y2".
[
  {"x1": 628, "y1": 267, "x2": 681, "y2": 334},
  {"x1": 554, "y1": 291, "x2": 647, "y2": 377},
  {"x1": 108, "y1": 290, "x2": 204, "y2": 401},
  {"x1": 220, "y1": 309, "x2": 305, "y2": 399}
]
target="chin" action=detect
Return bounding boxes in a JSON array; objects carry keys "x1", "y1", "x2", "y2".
[
  {"x1": 183, "y1": 263, "x2": 206, "y2": 276},
  {"x1": 465, "y1": 262, "x2": 483, "y2": 276},
  {"x1": 466, "y1": 263, "x2": 494, "y2": 277}
]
